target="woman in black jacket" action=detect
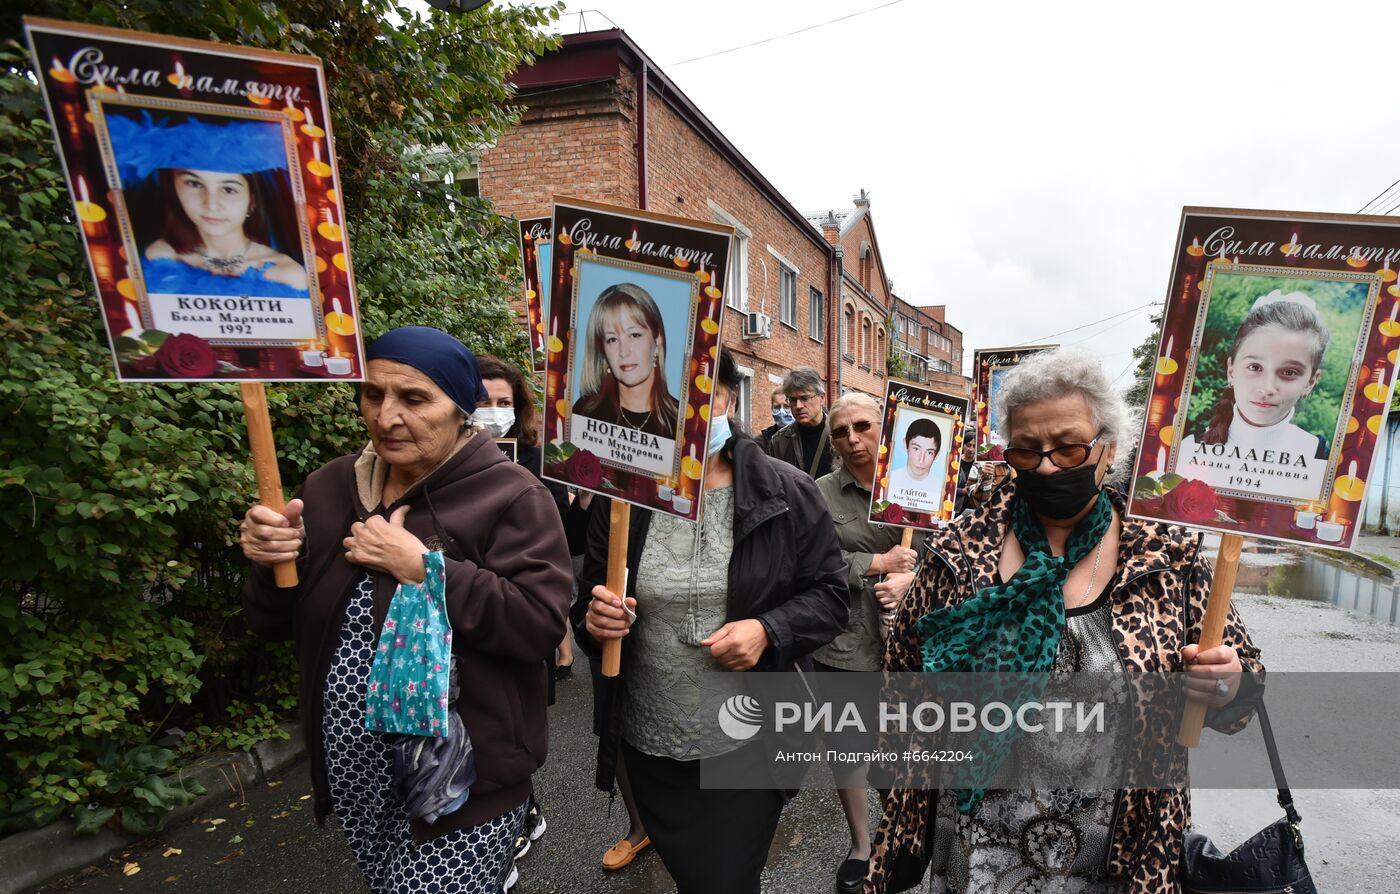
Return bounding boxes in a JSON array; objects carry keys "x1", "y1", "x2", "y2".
[{"x1": 578, "y1": 349, "x2": 849, "y2": 894}]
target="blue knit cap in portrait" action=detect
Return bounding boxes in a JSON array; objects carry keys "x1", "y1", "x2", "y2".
[
  {"x1": 366, "y1": 327, "x2": 488, "y2": 417},
  {"x1": 103, "y1": 110, "x2": 290, "y2": 184}
]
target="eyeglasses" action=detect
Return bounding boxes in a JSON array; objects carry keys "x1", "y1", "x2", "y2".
[
  {"x1": 830, "y1": 419, "x2": 875, "y2": 441},
  {"x1": 787, "y1": 393, "x2": 821, "y2": 406},
  {"x1": 1003, "y1": 431, "x2": 1105, "y2": 471}
]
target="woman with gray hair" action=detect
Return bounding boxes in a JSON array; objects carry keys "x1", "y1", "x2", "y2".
[
  {"x1": 812, "y1": 391, "x2": 922, "y2": 893},
  {"x1": 867, "y1": 348, "x2": 1264, "y2": 894}
]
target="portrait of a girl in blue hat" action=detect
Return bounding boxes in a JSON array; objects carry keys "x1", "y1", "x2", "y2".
[{"x1": 103, "y1": 106, "x2": 310, "y2": 300}]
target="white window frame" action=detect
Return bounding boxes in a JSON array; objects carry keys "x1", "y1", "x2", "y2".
[
  {"x1": 808, "y1": 286, "x2": 824, "y2": 343},
  {"x1": 709, "y1": 200, "x2": 751, "y2": 311},
  {"x1": 778, "y1": 265, "x2": 798, "y2": 329},
  {"x1": 734, "y1": 364, "x2": 755, "y2": 434}
]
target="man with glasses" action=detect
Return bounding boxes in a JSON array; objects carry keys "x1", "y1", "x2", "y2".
[{"x1": 765, "y1": 367, "x2": 833, "y2": 479}]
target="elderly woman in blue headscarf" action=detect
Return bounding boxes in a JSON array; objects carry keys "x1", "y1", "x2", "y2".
[{"x1": 241, "y1": 327, "x2": 572, "y2": 893}]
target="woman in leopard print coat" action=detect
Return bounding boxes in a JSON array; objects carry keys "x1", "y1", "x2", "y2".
[{"x1": 866, "y1": 349, "x2": 1263, "y2": 894}]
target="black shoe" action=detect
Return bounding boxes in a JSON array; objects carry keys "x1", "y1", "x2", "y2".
[
  {"x1": 554, "y1": 661, "x2": 573, "y2": 681},
  {"x1": 835, "y1": 857, "x2": 868, "y2": 894},
  {"x1": 515, "y1": 800, "x2": 546, "y2": 860}
]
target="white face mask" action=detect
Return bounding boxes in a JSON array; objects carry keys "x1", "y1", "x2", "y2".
[{"x1": 473, "y1": 406, "x2": 515, "y2": 438}]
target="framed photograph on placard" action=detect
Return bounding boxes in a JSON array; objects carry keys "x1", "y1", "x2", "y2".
[
  {"x1": 1129, "y1": 207, "x2": 1400, "y2": 550},
  {"x1": 542, "y1": 197, "x2": 733, "y2": 522},
  {"x1": 972, "y1": 345, "x2": 1057, "y2": 460},
  {"x1": 24, "y1": 17, "x2": 364, "y2": 382},
  {"x1": 494, "y1": 438, "x2": 517, "y2": 463},
  {"x1": 869, "y1": 380, "x2": 969, "y2": 531},
  {"x1": 518, "y1": 216, "x2": 551, "y2": 374}
]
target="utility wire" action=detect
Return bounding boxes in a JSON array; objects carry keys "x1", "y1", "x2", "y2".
[
  {"x1": 1359, "y1": 176, "x2": 1400, "y2": 214},
  {"x1": 666, "y1": 0, "x2": 907, "y2": 67},
  {"x1": 955, "y1": 301, "x2": 1159, "y2": 375},
  {"x1": 1025, "y1": 300, "x2": 1158, "y2": 345},
  {"x1": 1109, "y1": 355, "x2": 1140, "y2": 385}
]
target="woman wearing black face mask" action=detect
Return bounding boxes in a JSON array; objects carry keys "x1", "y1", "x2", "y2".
[{"x1": 867, "y1": 348, "x2": 1265, "y2": 894}]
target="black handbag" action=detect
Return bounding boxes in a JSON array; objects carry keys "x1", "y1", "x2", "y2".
[{"x1": 1181, "y1": 701, "x2": 1316, "y2": 894}]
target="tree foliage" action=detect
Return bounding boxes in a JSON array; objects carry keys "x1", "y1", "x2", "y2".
[{"x1": 0, "y1": 0, "x2": 558, "y2": 834}]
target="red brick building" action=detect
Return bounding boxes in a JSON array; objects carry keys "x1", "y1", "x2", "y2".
[
  {"x1": 806, "y1": 191, "x2": 899, "y2": 400},
  {"x1": 478, "y1": 29, "x2": 836, "y2": 433},
  {"x1": 892, "y1": 296, "x2": 969, "y2": 397}
]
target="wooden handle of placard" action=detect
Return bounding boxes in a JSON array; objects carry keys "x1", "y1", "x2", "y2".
[
  {"x1": 1177, "y1": 532, "x2": 1243, "y2": 747},
  {"x1": 601, "y1": 499, "x2": 631, "y2": 678},
  {"x1": 900, "y1": 528, "x2": 914, "y2": 549},
  {"x1": 240, "y1": 383, "x2": 298, "y2": 588}
]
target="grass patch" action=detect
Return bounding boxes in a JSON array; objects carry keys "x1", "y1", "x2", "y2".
[{"x1": 1360, "y1": 551, "x2": 1400, "y2": 571}]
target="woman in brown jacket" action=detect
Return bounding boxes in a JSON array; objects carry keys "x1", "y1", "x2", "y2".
[
  {"x1": 867, "y1": 348, "x2": 1264, "y2": 894},
  {"x1": 240, "y1": 327, "x2": 572, "y2": 893}
]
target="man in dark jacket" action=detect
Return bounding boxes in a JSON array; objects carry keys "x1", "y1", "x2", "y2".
[{"x1": 765, "y1": 366, "x2": 833, "y2": 478}]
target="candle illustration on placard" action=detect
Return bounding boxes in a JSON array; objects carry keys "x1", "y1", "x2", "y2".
[
  {"x1": 317, "y1": 206, "x2": 343, "y2": 243},
  {"x1": 1280, "y1": 232, "x2": 1299, "y2": 255},
  {"x1": 1347, "y1": 248, "x2": 1369, "y2": 268},
  {"x1": 1381, "y1": 259, "x2": 1397, "y2": 283},
  {"x1": 1363, "y1": 367, "x2": 1390, "y2": 403},
  {"x1": 123, "y1": 301, "x2": 143, "y2": 336},
  {"x1": 1186, "y1": 236, "x2": 1204, "y2": 257},
  {"x1": 1380, "y1": 301, "x2": 1400, "y2": 337},
  {"x1": 1155, "y1": 335, "x2": 1179, "y2": 377},
  {"x1": 49, "y1": 56, "x2": 77, "y2": 84},
  {"x1": 74, "y1": 175, "x2": 108, "y2": 237},
  {"x1": 301, "y1": 106, "x2": 325, "y2": 138},
  {"x1": 283, "y1": 98, "x2": 305, "y2": 122},
  {"x1": 307, "y1": 141, "x2": 332, "y2": 178}
]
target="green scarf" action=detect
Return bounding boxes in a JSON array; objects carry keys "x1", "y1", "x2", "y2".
[{"x1": 912, "y1": 489, "x2": 1113, "y2": 811}]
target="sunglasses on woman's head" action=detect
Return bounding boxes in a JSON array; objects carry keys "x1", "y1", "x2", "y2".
[
  {"x1": 830, "y1": 419, "x2": 875, "y2": 441},
  {"x1": 1003, "y1": 432, "x2": 1105, "y2": 471}
]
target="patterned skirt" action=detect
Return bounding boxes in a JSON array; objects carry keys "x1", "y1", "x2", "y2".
[{"x1": 322, "y1": 573, "x2": 524, "y2": 893}]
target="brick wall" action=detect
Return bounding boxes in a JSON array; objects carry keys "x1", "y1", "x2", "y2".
[
  {"x1": 478, "y1": 71, "x2": 636, "y2": 221},
  {"x1": 835, "y1": 212, "x2": 891, "y2": 399},
  {"x1": 642, "y1": 93, "x2": 831, "y2": 430},
  {"x1": 479, "y1": 55, "x2": 835, "y2": 431}
]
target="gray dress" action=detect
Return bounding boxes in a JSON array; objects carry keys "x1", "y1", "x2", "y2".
[
  {"x1": 623, "y1": 484, "x2": 740, "y2": 761},
  {"x1": 934, "y1": 586, "x2": 1130, "y2": 894}
]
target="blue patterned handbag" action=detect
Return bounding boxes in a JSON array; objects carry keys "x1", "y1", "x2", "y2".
[
  {"x1": 365, "y1": 551, "x2": 452, "y2": 736},
  {"x1": 365, "y1": 551, "x2": 476, "y2": 823}
]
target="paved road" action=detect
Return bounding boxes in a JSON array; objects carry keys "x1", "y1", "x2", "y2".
[
  {"x1": 36, "y1": 592, "x2": 1400, "y2": 893},
  {"x1": 36, "y1": 662, "x2": 866, "y2": 894}
]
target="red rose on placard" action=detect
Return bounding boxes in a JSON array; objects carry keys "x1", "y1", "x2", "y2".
[
  {"x1": 881, "y1": 503, "x2": 906, "y2": 524},
  {"x1": 155, "y1": 333, "x2": 218, "y2": 378},
  {"x1": 980, "y1": 444, "x2": 1004, "y2": 461},
  {"x1": 565, "y1": 449, "x2": 604, "y2": 489},
  {"x1": 1164, "y1": 478, "x2": 1216, "y2": 523}
]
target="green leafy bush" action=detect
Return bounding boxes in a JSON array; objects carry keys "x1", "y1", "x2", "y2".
[
  {"x1": 1, "y1": 0, "x2": 558, "y2": 836},
  {"x1": 0, "y1": 603, "x2": 203, "y2": 834}
]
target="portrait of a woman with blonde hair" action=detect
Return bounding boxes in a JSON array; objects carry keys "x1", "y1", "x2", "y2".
[{"x1": 573, "y1": 282, "x2": 681, "y2": 438}]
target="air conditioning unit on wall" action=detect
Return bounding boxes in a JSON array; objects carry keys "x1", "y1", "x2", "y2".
[{"x1": 742, "y1": 311, "x2": 772, "y2": 340}]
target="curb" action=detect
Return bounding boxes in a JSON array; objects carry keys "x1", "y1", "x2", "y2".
[{"x1": 0, "y1": 721, "x2": 305, "y2": 894}]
